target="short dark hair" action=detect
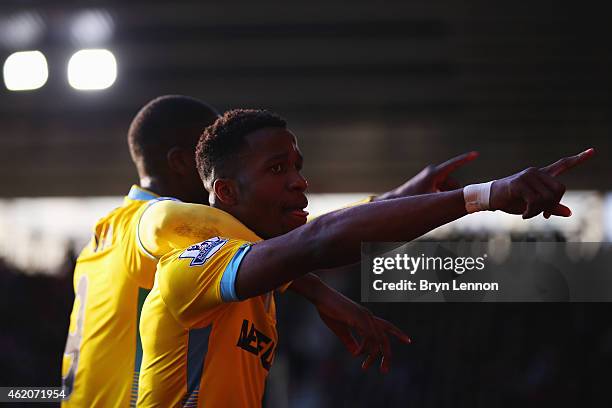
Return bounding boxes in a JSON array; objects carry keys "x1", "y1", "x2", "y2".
[
  {"x1": 128, "y1": 95, "x2": 219, "y2": 177},
  {"x1": 196, "y1": 109, "x2": 287, "y2": 189}
]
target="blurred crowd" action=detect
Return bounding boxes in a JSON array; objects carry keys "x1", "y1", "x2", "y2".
[{"x1": 0, "y1": 255, "x2": 73, "y2": 389}]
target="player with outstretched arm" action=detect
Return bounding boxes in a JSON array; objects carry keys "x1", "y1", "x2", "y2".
[{"x1": 136, "y1": 109, "x2": 593, "y2": 407}]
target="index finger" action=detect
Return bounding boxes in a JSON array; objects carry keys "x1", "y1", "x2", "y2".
[
  {"x1": 435, "y1": 151, "x2": 479, "y2": 177},
  {"x1": 541, "y1": 148, "x2": 595, "y2": 177}
]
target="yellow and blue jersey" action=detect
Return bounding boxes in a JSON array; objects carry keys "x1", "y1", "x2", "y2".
[
  {"x1": 137, "y1": 237, "x2": 278, "y2": 408},
  {"x1": 134, "y1": 197, "x2": 378, "y2": 407},
  {"x1": 61, "y1": 186, "x2": 167, "y2": 408}
]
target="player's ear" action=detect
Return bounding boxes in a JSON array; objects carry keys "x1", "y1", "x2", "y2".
[
  {"x1": 167, "y1": 146, "x2": 193, "y2": 176},
  {"x1": 213, "y1": 178, "x2": 239, "y2": 206}
]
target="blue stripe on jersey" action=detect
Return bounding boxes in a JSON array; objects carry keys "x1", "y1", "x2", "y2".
[
  {"x1": 127, "y1": 185, "x2": 158, "y2": 201},
  {"x1": 185, "y1": 325, "x2": 212, "y2": 401},
  {"x1": 220, "y1": 244, "x2": 251, "y2": 302}
]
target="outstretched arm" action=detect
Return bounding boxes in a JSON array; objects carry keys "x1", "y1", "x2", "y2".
[{"x1": 236, "y1": 148, "x2": 594, "y2": 299}]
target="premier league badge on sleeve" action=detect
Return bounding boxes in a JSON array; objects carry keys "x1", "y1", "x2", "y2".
[{"x1": 179, "y1": 237, "x2": 228, "y2": 266}]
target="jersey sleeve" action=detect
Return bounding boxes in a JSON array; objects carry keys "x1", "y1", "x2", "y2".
[
  {"x1": 137, "y1": 200, "x2": 261, "y2": 259},
  {"x1": 158, "y1": 237, "x2": 252, "y2": 328}
]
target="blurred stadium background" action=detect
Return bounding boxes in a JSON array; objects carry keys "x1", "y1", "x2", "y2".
[{"x1": 1, "y1": 1, "x2": 611, "y2": 407}]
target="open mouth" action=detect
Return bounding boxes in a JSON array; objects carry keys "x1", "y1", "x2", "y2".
[
  {"x1": 283, "y1": 198, "x2": 309, "y2": 221},
  {"x1": 287, "y1": 208, "x2": 309, "y2": 218}
]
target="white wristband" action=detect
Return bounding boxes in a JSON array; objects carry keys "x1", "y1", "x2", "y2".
[{"x1": 463, "y1": 181, "x2": 494, "y2": 213}]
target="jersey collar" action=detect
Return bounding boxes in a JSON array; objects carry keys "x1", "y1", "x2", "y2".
[{"x1": 127, "y1": 185, "x2": 159, "y2": 201}]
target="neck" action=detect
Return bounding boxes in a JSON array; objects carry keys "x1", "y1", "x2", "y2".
[
  {"x1": 139, "y1": 176, "x2": 172, "y2": 198},
  {"x1": 210, "y1": 200, "x2": 266, "y2": 238},
  {"x1": 210, "y1": 199, "x2": 229, "y2": 214},
  {"x1": 141, "y1": 175, "x2": 209, "y2": 205},
  {"x1": 211, "y1": 200, "x2": 241, "y2": 223}
]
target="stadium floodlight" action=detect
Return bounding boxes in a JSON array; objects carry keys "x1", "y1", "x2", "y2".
[
  {"x1": 3, "y1": 50, "x2": 48, "y2": 91},
  {"x1": 67, "y1": 49, "x2": 117, "y2": 91}
]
